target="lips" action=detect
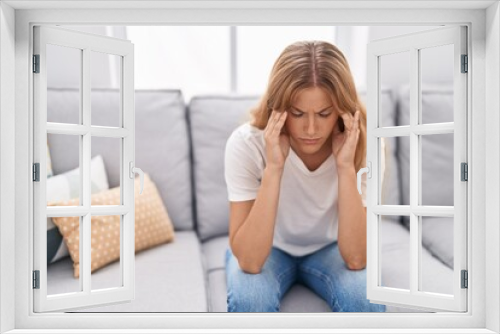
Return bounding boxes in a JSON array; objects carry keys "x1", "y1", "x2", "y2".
[{"x1": 301, "y1": 138, "x2": 320, "y2": 145}]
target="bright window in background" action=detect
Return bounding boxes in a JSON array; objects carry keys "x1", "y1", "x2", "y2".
[
  {"x1": 126, "y1": 26, "x2": 231, "y2": 103},
  {"x1": 58, "y1": 26, "x2": 441, "y2": 102},
  {"x1": 126, "y1": 26, "x2": 336, "y2": 101},
  {"x1": 236, "y1": 26, "x2": 336, "y2": 95}
]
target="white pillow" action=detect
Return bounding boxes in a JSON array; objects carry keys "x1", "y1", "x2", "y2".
[
  {"x1": 46, "y1": 141, "x2": 54, "y2": 178},
  {"x1": 46, "y1": 155, "x2": 109, "y2": 264}
]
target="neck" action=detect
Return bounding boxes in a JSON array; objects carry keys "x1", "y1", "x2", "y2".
[{"x1": 292, "y1": 141, "x2": 332, "y2": 172}]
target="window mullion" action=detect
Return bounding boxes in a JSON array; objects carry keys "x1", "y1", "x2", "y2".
[
  {"x1": 409, "y1": 46, "x2": 419, "y2": 294},
  {"x1": 81, "y1": 47, "x2": 92, "y2": 294},
  {"x1": 230, "y1": 26, "x2": 237, "y2": 93}
]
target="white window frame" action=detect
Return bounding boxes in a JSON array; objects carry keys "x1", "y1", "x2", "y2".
[
  {"x1": 33, "y1": 25, "x2": 136, "y2": 313},
  {"x1": 366, "y1": 26, "x2": 468, "y2": 312},
  {"x1": 0, "y1": 2, "x2": 498, "y2": 333}
]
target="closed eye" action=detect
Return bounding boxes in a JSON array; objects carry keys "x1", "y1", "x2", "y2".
[
  {"x1": 290, "y1": 105, "x2": 333, "y2": 118},
  {"x1": 290, "y1": 111, "x2": 332, "y2": 118}
]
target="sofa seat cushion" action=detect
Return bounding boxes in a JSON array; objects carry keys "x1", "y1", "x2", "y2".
[
  {"x1": 47, "y1": 231, "x2": 207, "y2": 312},
  {"x1": 202, "y1": 234, "x2": 229, "y2": 272},
  {"x1": 203, "y1": 217, "x2": 452, "y2": 313},
  {"x1": 380, "y1": 218, "x2": 454, "y2": 300}
]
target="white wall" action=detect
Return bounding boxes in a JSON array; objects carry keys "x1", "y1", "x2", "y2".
[
  {"x1": 485, "y1": 2, "x2": 500, "y2": 333},
  {"x1": 0, "y1": 2, "x2": 16, "y2": 333}
]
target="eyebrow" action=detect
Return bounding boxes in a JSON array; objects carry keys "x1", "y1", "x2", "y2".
[{"x1": 290, "y1": 105, "x2": 333, "y2": 114}]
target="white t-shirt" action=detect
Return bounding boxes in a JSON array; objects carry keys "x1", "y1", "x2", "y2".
[{"x1": 224, "y1": 123, "x2": 383, "y2": 256}]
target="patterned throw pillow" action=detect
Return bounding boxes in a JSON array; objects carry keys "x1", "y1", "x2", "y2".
[
  {"x1": 46, "y1": 155, "x2": 109, "y2": 264},
  {"x1": 50, "y1": 174, "x2": 175, "y2": 278}
]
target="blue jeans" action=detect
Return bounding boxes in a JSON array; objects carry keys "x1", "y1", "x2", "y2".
[{"x1": 225, "y1": 241, "x2": 386, "y2": 312}]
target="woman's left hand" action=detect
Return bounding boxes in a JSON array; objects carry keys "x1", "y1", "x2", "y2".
[{"x1": 332, "y1": 110, "x2": 360, "y2": 170}]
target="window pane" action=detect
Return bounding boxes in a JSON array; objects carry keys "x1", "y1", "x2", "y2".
[
  {"x1": 237, "y1": 26, "x2": 335, "y2": 95},
  {"x1": 420, "y1": 44, "x2": 454, "y2": 124},
  {"x1": 47, "y1": 44, "x2": 81, "y2": 124},
  {"x1": 91, "y1": 137, "x2": 121, "y2": 202},
  {"x1": 91, "y1": 215, "x2": 122, "y2": 291},
  {"x1": 420, "y1": 216, "x2": 454, "y2": 295},
  {"x1": 47, "y1": 133, "x2": 81, "y2": 206},
  {"x1": 47, "y1": 216, "x2": 82, "y2": 295},
  {"x1": 126, "y1": 26, "x2": 230, "y2": 102},
  {"x1": 380, "y1": 51, "x2": 409, "y2": 127},
  {"x1": 421, "y1": 133, "x2": 454, "y2": 206},
  {"x1": 380, "y1": 137, "x2": 401, "y2": 206},
  {"x1": 380, "y1": 215, "x2": 410, "y2": 291},
  {"x1": 91, "y1": 51, "x2": 122, "y2": 127},
  {"x1": 398, "y1": 135, "x2": 411, "y2": 207}
]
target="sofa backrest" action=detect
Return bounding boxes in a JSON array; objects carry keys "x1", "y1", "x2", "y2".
[
  {"x1": 396, "y1": 84, "x2": 455, "y2": 207},
  {"x1": 188, "y1": 95, "x2": 260, "y2": 241},
  {"x1": 396, "y1": 84, "x2": 454, "y2": 269},
  {"x1": 47, "y1": 88, "x2": 195, "y2": 231}
]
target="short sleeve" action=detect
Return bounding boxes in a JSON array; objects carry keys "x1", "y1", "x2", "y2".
[
  {"x1": 361, "y1": 138, "x2": 386, "y2": 207},
  {"x1": 224, "y1": 129, "x2": 263, "y2": 202}
]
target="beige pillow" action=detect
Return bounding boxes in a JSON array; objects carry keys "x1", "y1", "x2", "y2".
[{"x1": 50, "y1": 174, "x2": 175, "y2": 278}]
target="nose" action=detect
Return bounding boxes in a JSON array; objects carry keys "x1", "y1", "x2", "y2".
[{"x1": 305, "y1": 114, "x2": 317, "y2": 137}]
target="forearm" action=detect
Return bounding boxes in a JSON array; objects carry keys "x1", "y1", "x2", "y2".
[
  {"x1": 231, "y1": 167, "x2": 282, "y2": 273},
  {"x1": 337, "y1": 165, "x2": 367, "y2": 270}
]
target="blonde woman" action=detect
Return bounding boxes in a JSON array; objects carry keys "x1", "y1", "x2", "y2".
[{"x1": 224, "y1": 40, "x2": 385, "y2": 312}]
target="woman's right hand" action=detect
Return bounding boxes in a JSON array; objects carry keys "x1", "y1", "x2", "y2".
[{"x1": 264, "y1": 110, "x2": 290, "y2": 172}]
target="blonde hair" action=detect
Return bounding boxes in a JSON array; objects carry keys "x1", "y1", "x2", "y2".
[{"x1": 249, "y1": 40, "x2": 367, "y2": 171}]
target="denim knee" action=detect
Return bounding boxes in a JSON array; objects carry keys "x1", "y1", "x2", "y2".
[
  {"x1": 334, "y1": 268, "x2": 386, "y2": 312},
  {"x1": 227, "y1": 269, "x2": 281, "y2": 312}
]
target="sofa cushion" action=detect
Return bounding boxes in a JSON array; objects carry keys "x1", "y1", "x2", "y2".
[
  {"x1": 50, "y1": 174, "x2": 175, "y2": 278},
  {"x1": 47, "y1": 88, "x2": 194, "y2": 231},
  {"x1": 396, "y1": 84, "x2": 454, "y2": 268},
  {"x1": 47, "y1": 231, "x2": 207, "y2": 312},
  {"x1": 202, "y1": 235, "x2": 229, "y2": 272},
  {"x1": 46, "y1": 155, "x2": 109, "y2": 265},
  {"x1": 379, "y1": 218, "x2": 454, "y2": 299},
  {"x1": 421, "y1": 217, "x2": 454, "y2": 269},
  {"x1": 398, "y1": 84, "x2": 455, "y2": 206},
  {"x1": 188, "y1": 95, "x2": 260, "y2": 241}
]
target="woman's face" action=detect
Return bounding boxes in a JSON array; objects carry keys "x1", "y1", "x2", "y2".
[{"x1": 284, "y1": 86, "x2": 340, "y2": 157}]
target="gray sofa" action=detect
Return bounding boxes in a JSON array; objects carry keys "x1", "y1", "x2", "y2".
[{"x1": 46, "y1": 85, "x2": 454, "y2": 313}]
